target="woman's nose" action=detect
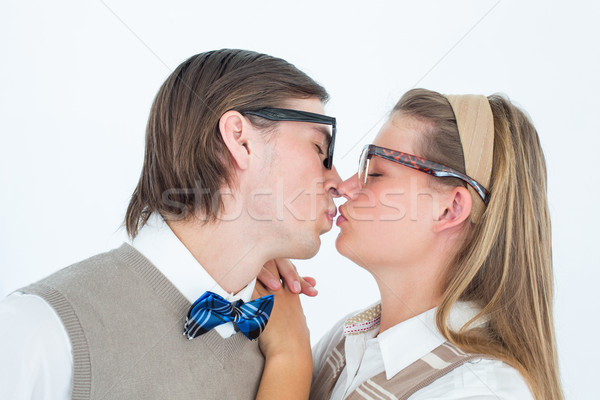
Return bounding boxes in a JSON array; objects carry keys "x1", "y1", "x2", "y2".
[{"x1": 337, "y1": 172, "x2": 361, "y2": 200}]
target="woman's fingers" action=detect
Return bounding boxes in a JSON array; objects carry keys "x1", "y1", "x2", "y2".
[
  {"x1": 257, "y1": 263, "x2": 282, "y2": 291},
  {"x1": 257, "y1": 259, "x2": 318, "y2": 296},
  {"x1": 303, "y1": 276, "x2": 317, "y2": 287},
  {"x1": 274, "y1": 259, "x2": 302, "y2": 294},
  {"x1": 300, "y1": 276, "x2": 318, "y2": 297}
]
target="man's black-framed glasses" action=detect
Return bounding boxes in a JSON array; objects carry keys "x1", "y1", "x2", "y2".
[
  {"x1": 243, "y1": 108, "x2": 336, "y2": 169},
  {"x1": 359, "y1": 144, "x2": 490, "y2": 205}
]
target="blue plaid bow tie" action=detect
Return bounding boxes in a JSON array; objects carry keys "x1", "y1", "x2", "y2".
[{"x1": 184, "y1": 291, "x2": 274, "y2": 341}]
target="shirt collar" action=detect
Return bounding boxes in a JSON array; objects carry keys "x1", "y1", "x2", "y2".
[
  {"x1": 128, "y1": 212, "x2": 256, "y2": 304},
  {"x1": 343, "y1": 300, "x2": 484, "y2": 380}
]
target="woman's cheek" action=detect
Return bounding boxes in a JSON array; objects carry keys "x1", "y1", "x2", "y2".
[{"x1": 379, "y1": 188, "x2": 408, "y2": 222}]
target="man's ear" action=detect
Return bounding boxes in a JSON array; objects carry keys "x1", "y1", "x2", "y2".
[
  {"x1": 219, "y1": 110, "x2": 252, "y2": 170},
  {"x1": 433, "y1": 186, "x2": 472, "y2": 233}
]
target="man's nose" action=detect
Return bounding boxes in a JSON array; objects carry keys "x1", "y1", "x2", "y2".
[{"x1": 324, "y1": 165, "x2": 342, "y2": 198}]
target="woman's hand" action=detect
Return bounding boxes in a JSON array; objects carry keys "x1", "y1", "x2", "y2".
[
  {"x1": 255, "y1": 259, "x2": 313, "y2": 399},
  {"x1": 255, "y1": 261, "x2": 311, "y2": 360},
  {"x1": 257, "y1": 258, "x2": 318, "y2": 297}
]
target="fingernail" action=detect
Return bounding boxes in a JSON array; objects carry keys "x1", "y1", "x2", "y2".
[
  {"x1": 269, "y1": 279, "x2": 281, "y2": 290},
  {"x1": 309, "y1": 287, "x2": 318, "y2": 295},
  {"x1": 292, "y1": 281, "x2": 301, "y2": 293}
]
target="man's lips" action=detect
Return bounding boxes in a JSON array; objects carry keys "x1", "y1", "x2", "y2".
[
  {"x1": 336, "y1": 207, "x2": 347, "y2": 226},
  {"x1": 326, "y1": 207, "x2": 338, "y2": 223}
]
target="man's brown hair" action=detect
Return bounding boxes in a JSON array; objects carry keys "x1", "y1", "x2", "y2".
[{"x1": 124, "y1": 49, "x2": 329, "y2": 239}]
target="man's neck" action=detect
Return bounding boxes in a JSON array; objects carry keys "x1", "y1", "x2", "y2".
[{"x1": 166, "y1": 215, "x2": 272, "y2": 294}]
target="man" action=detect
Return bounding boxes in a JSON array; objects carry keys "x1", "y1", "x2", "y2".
[{"x1": 0, "y1": 49, "x2": 341, "y2": 399}]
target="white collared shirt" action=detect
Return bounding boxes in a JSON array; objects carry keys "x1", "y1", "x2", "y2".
[
  {"x1": 312, "y1": 301, "x2": 534, "y2": 400},
  {"x1": 0, "y1": 212, "x2": 256, "y2": 400}
]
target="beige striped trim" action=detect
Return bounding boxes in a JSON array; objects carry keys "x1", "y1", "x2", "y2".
[
  {"x1": 310, "y1": 335, "x2": 490, "y2": 400},
  {"x1": 346, "y1": 341, "x2": 486, "y2": 400},
  {"x1": 358, "y1": 379, "x2": 398, "y2": 400},
  {"x1": 309, "y1": 338, "x2": 348, "y2": 400},
  {"x1": 326, "y1": 346, "x2": 345, "y2": 374}
]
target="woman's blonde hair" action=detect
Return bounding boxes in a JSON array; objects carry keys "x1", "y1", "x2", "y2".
[{"x1": 394, "y1": 89, "x2": 563, "y2": 400}]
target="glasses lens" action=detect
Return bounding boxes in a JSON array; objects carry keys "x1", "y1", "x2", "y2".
[
  {"x1": 358, "y1": 146, "x2": 369, "y2": 188},
  {"x1": 325, "y1": 124, "x2": 336, "y2": 169}
]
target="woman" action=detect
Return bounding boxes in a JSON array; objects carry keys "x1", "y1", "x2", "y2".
[{"x1": 256, "y1": 88, "x2": 563, "y2": 400}]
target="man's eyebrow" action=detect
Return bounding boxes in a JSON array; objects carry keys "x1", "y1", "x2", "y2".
[{"x1": 311, "y1": 125, "x2": 332, "y2": 145}]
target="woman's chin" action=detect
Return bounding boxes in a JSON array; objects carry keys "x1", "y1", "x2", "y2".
[
  {"x1": 335, "y1": 234, "x2": 358, "y2": 261},
  {"x1": 334, "y1": 231, "x2": 346, "y2": 254}
]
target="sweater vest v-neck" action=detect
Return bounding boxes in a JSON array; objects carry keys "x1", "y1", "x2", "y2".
[
  {"x1": 310, "y1": 336, "x2": 487, "y2": 400},
  {"x1": 21, "y1": 243, "x2": 264, "y2": 400}
]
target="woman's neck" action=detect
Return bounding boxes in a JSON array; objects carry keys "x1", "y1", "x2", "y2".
[{"x1": 372, "y1": 264, "x2": 445, "y2": 333}]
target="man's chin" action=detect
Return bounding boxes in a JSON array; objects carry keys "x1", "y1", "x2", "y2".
[
  {"x1": 291, "y1": 236, "x2": 321, "y2": 260},
  {"x1": 319, "y1": 224, "x2": 333, "y2": 235}
]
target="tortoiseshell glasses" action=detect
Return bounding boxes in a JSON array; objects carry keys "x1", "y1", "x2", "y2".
[{"x1": 358, "y1": 144, "x2": 490, "y2": 205}]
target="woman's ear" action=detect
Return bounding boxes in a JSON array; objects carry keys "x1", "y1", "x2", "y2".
[
  {"x1": 433, "y1": 186, "x2": 472, "y2": 233},
  {"x1": 219, "y1": 110, "x2": 251, "y2": 170}
]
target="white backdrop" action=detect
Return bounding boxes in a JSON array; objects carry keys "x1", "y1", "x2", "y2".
[{"x1": 1, "y1": 1, "x2": 598, "y2": 398}]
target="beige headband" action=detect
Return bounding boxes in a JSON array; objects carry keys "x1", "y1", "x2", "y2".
[{"x1": 444, "y1": 94, "x2": 494, "y2": 223}]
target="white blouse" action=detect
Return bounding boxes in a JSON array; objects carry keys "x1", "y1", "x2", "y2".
[{"x1": 312, "y1": 301, "x2": 534, "y2": 400}]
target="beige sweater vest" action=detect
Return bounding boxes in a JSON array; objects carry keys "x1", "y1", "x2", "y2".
[
  {"x1": 21, "y1": 243, "x2": 264, "y2": 400},
  {"x1": 310, "y1": 337, "x2": 486, "y2": 400}
]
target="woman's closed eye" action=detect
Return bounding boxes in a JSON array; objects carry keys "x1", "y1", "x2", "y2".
[{"x1": 315, "y1": 143, "x2": 325, "y2": 155}]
